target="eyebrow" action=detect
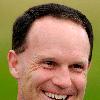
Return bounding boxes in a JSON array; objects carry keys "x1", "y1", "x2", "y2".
[
  {"x1": 72, "y1": 60, "x2": 89, "y2": 66},
  {"x1": 32, "y1": 54, "x2": 58, "y2": 61},
  {"x1": 41, "y1": 57, "x2": 57, "y2": 61},
  {"x1": 32, "y1": 54, "x2": 89, "y2": 65}
]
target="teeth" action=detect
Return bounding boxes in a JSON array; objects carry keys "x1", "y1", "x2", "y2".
[
  {"x1": 45, "y1": 92, "x2": 67, "y2": 100},
  {"x1": 51, "y1": 93, "x2": 55, "y2": 98}
]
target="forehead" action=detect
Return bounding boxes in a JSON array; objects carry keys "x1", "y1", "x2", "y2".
[
  {"x1": 27, "y1": 16, "x2": 89, "y2": 46},
  {"x1": 25, "y1": 16, "x2": 90, "y2": 62}
]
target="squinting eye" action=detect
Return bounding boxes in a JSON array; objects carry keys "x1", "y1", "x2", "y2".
[
  {"x1": 70, "y1": 64, "x2": 84, "y2": 73},
  {"x1": 42, "y1": 60, "x2": 57, "y2": 69},
  {"x1": 44, "y1": 61, "x2": 54, "y2": 65},
  {"x1": 73, "y1": 64, "x2": 83, "y2": 68}
]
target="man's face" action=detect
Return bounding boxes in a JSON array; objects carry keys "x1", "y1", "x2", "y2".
[{"x1": 11, "y1": 16, "x2": 90, "y2": 100}]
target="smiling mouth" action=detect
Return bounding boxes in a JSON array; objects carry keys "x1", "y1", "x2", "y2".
[{"x1": 42, "y1": 90, "x2": 71, "y2": 100}]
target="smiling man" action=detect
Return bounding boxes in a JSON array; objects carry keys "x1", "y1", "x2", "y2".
[{"x1": 8, "y1": 3, "x2": 93, "y2": 100}]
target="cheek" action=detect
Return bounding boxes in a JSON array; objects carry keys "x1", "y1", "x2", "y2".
[
  {"x1": 72, "y1": 74, "x2": 87, "y2": 92},
  {"x1": 31, "y1": 68, "x2": 53, "y2": 86},
  {"x1": 19, "y1": 67, "x2": 49, "y2": 99},
  {"x1": 21, "y1": 66, "x2": 53, "y2": 91}
]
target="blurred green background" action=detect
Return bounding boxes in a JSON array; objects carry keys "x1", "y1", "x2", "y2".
[{"x1": 0, "y1": 0, "x2": 100, "y2": 100}]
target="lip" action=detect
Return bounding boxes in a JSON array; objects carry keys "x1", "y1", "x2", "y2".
[
  {"x1": 41, "y1": 90, "x2": 54, "y2": 100},
  {"x1": 41, "y1": 90, "x2": 72, "y2": 100}
]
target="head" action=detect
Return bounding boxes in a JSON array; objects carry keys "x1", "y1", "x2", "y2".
[{"x1": 8, "y1": 3, "x2": 93, "y2": 100}]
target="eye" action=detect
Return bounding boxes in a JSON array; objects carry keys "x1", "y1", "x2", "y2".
[
  {"x1": 44, "y1": 60, "x2": 54, "y2": 65},
  {"x1": 41, "y1": 60, "x2": 57, "y2": 69},
  {"x1": 70, "y1": 64, "x2": 84, "y2": 73}
]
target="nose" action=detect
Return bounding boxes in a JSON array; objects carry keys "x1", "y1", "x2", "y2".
[{"x1": 52, "y1": 66, "x2": 72, "y2": 89}]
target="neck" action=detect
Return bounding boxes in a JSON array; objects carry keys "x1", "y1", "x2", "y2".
[{"x1": 17, "y1": 82, "x2": 24, "y2": 100}]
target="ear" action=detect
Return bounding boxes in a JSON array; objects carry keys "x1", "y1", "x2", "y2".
[{"x1": 8, "y1": 50, "x2": 19, "y2": 79}]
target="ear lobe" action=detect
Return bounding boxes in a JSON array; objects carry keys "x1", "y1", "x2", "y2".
[{"x1": 8, "y1": 50, "x2": 19, "y2": 79}]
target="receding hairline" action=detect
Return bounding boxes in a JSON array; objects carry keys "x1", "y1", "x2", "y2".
[
  {"x1": 23, "y1": 15, "x2": 87, "y2": 51},
  {"x1": 12, "y1": 3, "x2": 93, "y2": 63}
]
